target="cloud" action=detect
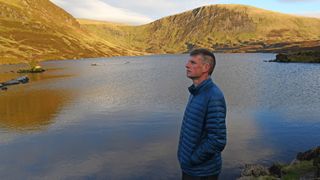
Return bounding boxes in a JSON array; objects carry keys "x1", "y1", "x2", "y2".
[
  {"x1": 278, "y1": 0, "x2": 320, "y2": 2},
  {"x1": 99, "y1": 0, "x2": 215, "y2": 19},
  {"x1": 50, "y1": 0, "x2": 153, "y2": 25},
  {"x1": 50, "y1": 0, "x2": 320, "y2": 25},
  {"x1": 297, "y1": 12, "x2": 320, "y2": 18},
  {"x1": 51, "y1": 0, "x2": 216, "y2": 24}
]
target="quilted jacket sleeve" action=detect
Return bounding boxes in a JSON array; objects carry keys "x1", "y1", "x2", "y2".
[{"x1": 190, "y1": 96, "x2": 227, "y2": 165}]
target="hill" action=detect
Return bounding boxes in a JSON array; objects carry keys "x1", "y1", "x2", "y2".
[
  {"x1": 1, "y1": 2, "x2": 320, "y2": 64},
  {"x1": 0, "y1": 0, "x2": 141, "y2": 64},
  {"x1": 80, "y1": 4, "x2": 320, "y2": 54}
]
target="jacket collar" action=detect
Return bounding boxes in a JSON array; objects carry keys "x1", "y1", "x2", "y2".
[{"x1": 188, "y1": 77, "x2": 213, "y2": 95}]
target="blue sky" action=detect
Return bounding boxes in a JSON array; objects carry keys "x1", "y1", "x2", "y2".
[{"x1": 51, "y1": 0, "x2": 320, "y2": 25}]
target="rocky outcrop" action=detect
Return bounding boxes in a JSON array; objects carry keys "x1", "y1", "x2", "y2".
[
  {"x1": 297, "y1": 146, "x2": 320, "y2": 161},
  {"x1": 240, "y1": 164, "x2": 270, "y2": 177},
  {"x1": 17, "y1": 66, "x2": 45, "y2": 73},
  {"x1": 238, "y1": 146, "x2": 320, "y2": 179},
  {"x1": 269, "y1": 50, "x2": 320, "y2": 63},
  {"x1": 0, "y1": 76, "x2": 29, "y2": 90}
]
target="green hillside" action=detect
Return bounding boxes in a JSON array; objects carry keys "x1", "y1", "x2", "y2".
[
  {"x1": 80, "y1": 4, "x2": 320, "y2": 54},
  {"x1": 1, "y1": 2, "x2": 320, "y2": 64},
  {"x1": 0, "y1": 0, "x2": 141, "y2": 64}
]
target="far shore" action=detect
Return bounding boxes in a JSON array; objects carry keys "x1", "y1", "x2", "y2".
[{"x1": 1, "y1": 46, "x2": 320, "y2": 66}]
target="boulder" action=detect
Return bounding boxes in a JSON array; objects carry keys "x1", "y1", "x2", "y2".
[
  {"x1": 314, "y1": 156, "x2": 320, "y2": 178},
  {"x1": 241, "y1": 164, "x2": 270, "y2": 177},
  {"x1": 17, "y1": 66, "x2": 45, "y2": 73},
  {"x1": 269, "y1": 163, "x2": 284, "y2": 178},
  {"x1": 275, "y1": 53, "x2": 290, "y2": 62},
  {"x1": 297, "y1": 146, "x2": 320, "y2": 161},
  {"x1": 1, "y1": 76, "x2": 29, "y2": 87},
  {"x1": 16, "y1": 76, "x2": 29, "y2": 83},
  {"x1": 3, "y1": 79, "x2": 20, "y2": 86}
]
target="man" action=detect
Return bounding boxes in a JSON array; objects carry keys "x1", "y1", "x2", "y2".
[{"x1": 177, "y1": 49, "x2": 227, "y2": 180}]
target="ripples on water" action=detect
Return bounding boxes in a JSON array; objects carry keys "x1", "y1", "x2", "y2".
[{"x1": 0, "y1": 54, "x2": 319, "y2": 179}]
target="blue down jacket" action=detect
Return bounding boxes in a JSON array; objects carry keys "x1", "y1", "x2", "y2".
[{"x1": 177, "y1": 77, "x2": 227, "y2": 176}]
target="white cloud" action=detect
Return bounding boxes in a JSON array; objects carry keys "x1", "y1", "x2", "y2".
[
  {"x1": 279, "y1": 0, "x2": 320, "y2": 2},
  {"x1": 50, "y1": 0, "x2": 153, "y2": 25},
  {"x1": 51, "y1": 0, "x2": 320, "y2": 25},
  {"x1": 99, "y1": 0, "x2": 216, "y2": 19},
  {"x1": 50, "y1": 0, "x2": 217, "y2": 24},
  {"x1": 298, "y1": 12, "x2": 320, "y2": 18}
]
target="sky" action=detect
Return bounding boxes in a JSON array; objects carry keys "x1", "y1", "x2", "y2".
[{"x1": 50, "y1": 0, "x2": 320, "y2": 25}]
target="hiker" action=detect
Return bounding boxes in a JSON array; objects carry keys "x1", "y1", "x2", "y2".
[{"x1": 177, "y1": 48, "x2": 227, "y2": 180}]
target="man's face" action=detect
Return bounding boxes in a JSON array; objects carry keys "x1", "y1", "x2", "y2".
[{"x1": 185, "y1": 55, "x2": 208, "y2": 79}]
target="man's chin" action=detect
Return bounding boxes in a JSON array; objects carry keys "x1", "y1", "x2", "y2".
[{"x1": 186, "y1": 74, "x2": 196, "y2": 80}]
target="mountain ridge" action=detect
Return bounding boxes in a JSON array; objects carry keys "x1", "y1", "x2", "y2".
[
  {"x1": 0, "y1": 0, "x2": 141, "y2": 64},
  {"x1": 1, "y1": 1, "x2": 320, "y2": 64},
  {"x1": 80, "y1": 4, "x2": 320, "y2": 54}
]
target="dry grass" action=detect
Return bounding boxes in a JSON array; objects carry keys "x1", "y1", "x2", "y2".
[
  {"x1": 1, "y1": 2, "x2": 320, "y2": 64},
  {"x1": 0, "y1": 0, "x2": 141, "y2": 65},
  {"x1": 79, "y1": 4, "x2": 320, "y2": 55}
]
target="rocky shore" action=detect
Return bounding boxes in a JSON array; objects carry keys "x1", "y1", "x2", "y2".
[
  {"x1": 238, "y1": 146, "x2": 320, "y2": 179},
  {"x1": 269, "y1": 50, "x2": 320, "y2": 63},
  {"x1": 17, "y1": 66, "x2": 45, "y2": 73},
  {"x1": 0, "y1": 76, "x2": 29, "y2": 91}
]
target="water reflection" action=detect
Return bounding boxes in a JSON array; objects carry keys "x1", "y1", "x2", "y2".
[
  {"x1": 0, "y1": 54, "x2": 319, "y2": 179},
  {"x1": 0, "y1": 110, "x2": 180, "y2": 179},
  {"x1": 0, "y1": 89, "x2": 72, "y2": 132},
  {"x1": 0, "y1": 66, "x2": 75, "y2": 132}
]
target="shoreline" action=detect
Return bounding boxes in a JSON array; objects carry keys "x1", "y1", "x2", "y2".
[
  {"x1": 238, "y1": 146, "x2": 320, "y2": 179},
  {"x1": 2, "y1": 44, "x2": 319, "y2": 66},
  {"x1": 0, "y1": 52, "x2": 277, "y2": 66}
]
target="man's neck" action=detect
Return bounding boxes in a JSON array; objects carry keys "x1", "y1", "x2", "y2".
[{"x1": 193, "y1": 75, "x2": 209, "y2": 87}]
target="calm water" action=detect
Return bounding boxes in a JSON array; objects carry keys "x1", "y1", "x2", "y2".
[{"x1": 0, "y1": 54, "x2": 319, "y2": 179}]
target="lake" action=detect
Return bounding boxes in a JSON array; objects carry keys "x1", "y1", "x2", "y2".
[{"x1": 0, "y1": 54, "x2": 319, "y2": 179}]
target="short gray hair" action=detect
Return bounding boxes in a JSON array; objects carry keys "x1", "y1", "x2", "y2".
[{"x1": 190, "y1": 48, "x2": 216, "y2": 75}]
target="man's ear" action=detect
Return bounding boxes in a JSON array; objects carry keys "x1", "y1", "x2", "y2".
[{"x1": 202, "y1": 63, "x2": 210, "y2": 74}]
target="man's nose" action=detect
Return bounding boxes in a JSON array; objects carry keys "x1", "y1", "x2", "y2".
[{"x1": 185, "y1": 62, "x2": 190, "y2": 69}]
